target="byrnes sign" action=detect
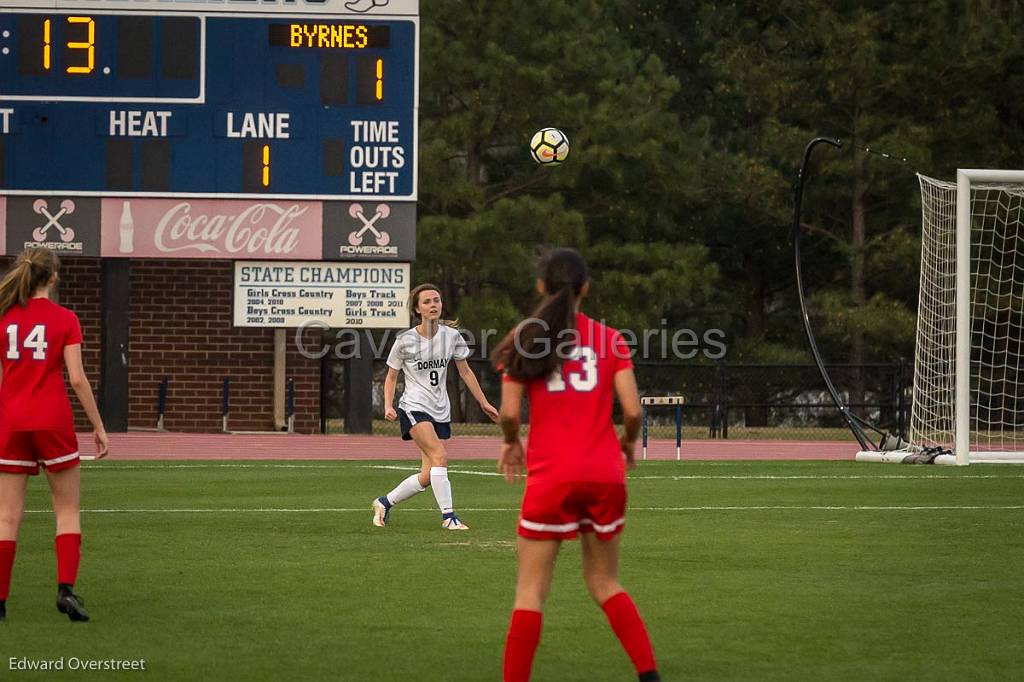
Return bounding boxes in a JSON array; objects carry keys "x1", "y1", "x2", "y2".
[{"x1": 100, "y1": 199, "x2": 322, "y2": 259}]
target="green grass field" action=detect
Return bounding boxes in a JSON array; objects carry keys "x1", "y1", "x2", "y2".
[{"x1": 3, "y1": 460, "x2": 1023, "y2": 681}]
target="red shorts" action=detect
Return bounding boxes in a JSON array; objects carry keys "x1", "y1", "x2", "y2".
[
  {"x1": 0, "y1": 429, "x2": 80, "y2": 475},
  {"x1": 518, "y1": 480, "x2": 627, "y2": 541}
]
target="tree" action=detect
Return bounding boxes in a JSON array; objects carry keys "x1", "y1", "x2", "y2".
[
  {"x1": 411, "y1": 1, "x2": 1024, "y2": 428},
  {"x1": 417, "y1": 0, "x2": 716, "y2": 345}
]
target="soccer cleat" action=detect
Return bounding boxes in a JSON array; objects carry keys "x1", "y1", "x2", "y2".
[
  {"x1": 0, "y1": 600, "x2": 5, "y2": 622},
  {"x1": 372, "y1": 497, "x2": 391, "y2": 527},
  {"x1": 56, "y1": 588, "x2": 89, "y2": 622},
  {"x1": 441, "y1": 515, "x2": 469, "y2": 530},
  {"x1": 638, "y1": 670, "x2": 661, "y2": 682}
]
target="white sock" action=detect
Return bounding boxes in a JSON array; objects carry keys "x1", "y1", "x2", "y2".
[
  {"x1": 385, "y1": 474, "x2": 425, "y2": 507},
  {"x1": 430, "y1": 466, "x2": 453, "y2": 515}
]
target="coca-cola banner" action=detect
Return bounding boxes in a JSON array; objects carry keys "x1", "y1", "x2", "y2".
[{"x1": 100, "y1": 198, "x2": 323, "y2": 259}]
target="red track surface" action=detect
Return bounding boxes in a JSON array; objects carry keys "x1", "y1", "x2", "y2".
[{"x1": 76, "y1": 432, "x2": 857, "y2": 461}]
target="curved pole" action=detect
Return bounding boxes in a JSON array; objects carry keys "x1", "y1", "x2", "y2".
[{"x1": 792, "y1": 137, "x2": 873, "y2": 451}]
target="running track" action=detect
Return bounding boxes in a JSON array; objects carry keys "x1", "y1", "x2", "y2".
[{"x1": 76, "y1": 432, "x2": 858, "y2": 461}]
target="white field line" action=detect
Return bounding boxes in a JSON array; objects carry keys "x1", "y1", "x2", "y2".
[
  {"x1": 22, "y1": 505, "x2": 1024, "y2": 514},
  {"x1": 361, "y1": 464, "x2": 502, "y2": 476},
  {"x1": 84, "y1": 459, "x2": 1018, "y2": 469},
  {"x1": 357, "y1": 465, "x2": 1024, "y2": 481},
  {"x1": 357, "y1": 465, "x2": 1024, "y2": 480},
  {"x1": 629, "y1": 474, "x2": 1024, "y2": 480},
  {"x1": 84, "y1": 464, "x2": 358, "y2": 470},
  {"x1": 80, "y1": 463, "x2": 1024, "y2": 480}
]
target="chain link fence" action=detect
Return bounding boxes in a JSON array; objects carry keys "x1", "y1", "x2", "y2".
[{"x1": 324, "y1": 350, "x2": 911, "y2": 441}]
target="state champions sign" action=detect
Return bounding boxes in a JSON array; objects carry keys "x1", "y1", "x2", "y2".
[{"x1": 233, "y1": 260, "x2": 409, "y2": 328}]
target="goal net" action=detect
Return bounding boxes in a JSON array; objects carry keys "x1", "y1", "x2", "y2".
[{"x1": 911, "y1": 171, "x2": 1024, "y2": 464}]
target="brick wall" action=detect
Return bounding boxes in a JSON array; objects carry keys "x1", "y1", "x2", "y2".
[
  {"x1": 1, "y1": 256, "x2": 322, "y2": 434},
  {"x1": 58, "y1": 258, "x2": 104, "y2": 431},
  {"x1": 129, "y1": 260, "x2": 321, "y2": 433}
]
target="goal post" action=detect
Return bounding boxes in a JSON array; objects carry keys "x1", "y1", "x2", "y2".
[
  {"x1": 955, "y1": 171, "x2": 1024, "y2": 464},
  {"x1": 896, "y1": 170, "x2": 1024, "y2": 465}
]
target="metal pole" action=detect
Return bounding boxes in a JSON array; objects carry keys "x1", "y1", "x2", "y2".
[
  {"x1": 675, "y1": 402, "x2": 682, "y2": 461},
  {"x1": 642, "y1": 404, "x2": 648, "y2": 461},
  {"x1": 955, "y1": 171, "x2": 971, "y2": 465},
  {"x1": 896, "y1": 358, "x2": 906, "y2": 440},
  {"x1": 792, "y1": 137, "x2": 872, "y2": 450},
  {"x1": 157, "y1": 377, "x2": 168, "y2": 431},
  {"x1": 287, "y1": 377, "x2": 296, "y2": 433},
  {"x1": 274, "y1": 328, "x2": 287, "y2": 431},
  {"x1": 222, "y1": 377, "x2": 230, "y2": 433}
]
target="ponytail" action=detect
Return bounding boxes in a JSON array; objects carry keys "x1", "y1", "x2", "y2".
[
  {"x1": 492, "y1": 248, "x2": 588, "y2": 381},
  {"x1": 0, "y1": 248, "x2": 61, "y2": 315}
]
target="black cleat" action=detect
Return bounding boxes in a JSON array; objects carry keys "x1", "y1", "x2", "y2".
[
  {"x1": 639, "y1": 671, "x2": 661, "y2": 682},
  {"x1": 0, "y1": 600, "x2": 6, "y2": 622},
  {"x1": 56, "y1": 588, "x2": 89, "y2": 622}
]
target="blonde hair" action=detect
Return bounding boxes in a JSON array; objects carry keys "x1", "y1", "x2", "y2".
[
  {"x1": 408, "y1": 282, "x2": 458, "y2": 328},
  {"x1": 0, "y1": 247, "x2": 60, "y2": 316}
]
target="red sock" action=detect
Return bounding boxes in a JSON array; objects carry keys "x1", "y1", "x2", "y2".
[
  {"x1": 55, "y1": 533, "x2": 81, "y2": 586},
  {"x1": 601, "y1": 592, "x2": 657, "y2": 675},
  {"x1": 503, "y1": 609, "x2": 543, "y2": 682},
  {"x1": 0, "y1": 541, "x2": 15, "y2": 601}
]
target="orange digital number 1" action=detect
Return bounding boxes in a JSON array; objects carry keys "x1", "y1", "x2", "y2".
[
  {"x1": 43, "y1": 18, "x2": 51, "y2": 70},
  {"x1": 66, "y1": 16, "x2": 95, "y2": 75},
  {"x1": 375, "y1": 58, "x2": 383, "y2": 101},
  {"x1": 262, "y1": 145, "x2": 271, "y2": 187}
]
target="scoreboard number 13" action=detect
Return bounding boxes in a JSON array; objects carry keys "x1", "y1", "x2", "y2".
[{"x1": 40, "y1": 16, "x2": 96, "y2": 75}]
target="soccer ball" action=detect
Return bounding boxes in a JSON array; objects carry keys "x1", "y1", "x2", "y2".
[{"x1": 530, "y1": 128, "x2": 570, "y2": 165}]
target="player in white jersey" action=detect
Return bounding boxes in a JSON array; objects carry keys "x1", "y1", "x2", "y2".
[{"x1": 372, "y1": 284, "x2": 499, "y2": 530}]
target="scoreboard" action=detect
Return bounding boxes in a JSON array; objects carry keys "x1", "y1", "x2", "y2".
[{"x1": 0, "y1": 0, "x2": 419, "y2": 200}]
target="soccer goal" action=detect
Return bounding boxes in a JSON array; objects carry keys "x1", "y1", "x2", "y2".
[{"x1": 859, "y1": 169, "x2": 1024, "y2": 465}]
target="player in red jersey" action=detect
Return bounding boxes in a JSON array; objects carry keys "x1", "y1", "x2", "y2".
[
  {"x1": 0, "y1": 248, "x2": 109, "y2": 623},
  {"x1": 493, "y1": 248, "x2": 659, "y2": 682}
]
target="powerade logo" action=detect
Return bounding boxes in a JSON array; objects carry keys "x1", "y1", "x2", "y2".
[{"x1": 6, "y1": 197, "x2": 100, "y2": 257}]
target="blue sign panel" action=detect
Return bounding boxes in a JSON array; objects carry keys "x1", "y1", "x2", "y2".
[{"x1": 0, "y1": 10, "x2": 417, "y2": 199}]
